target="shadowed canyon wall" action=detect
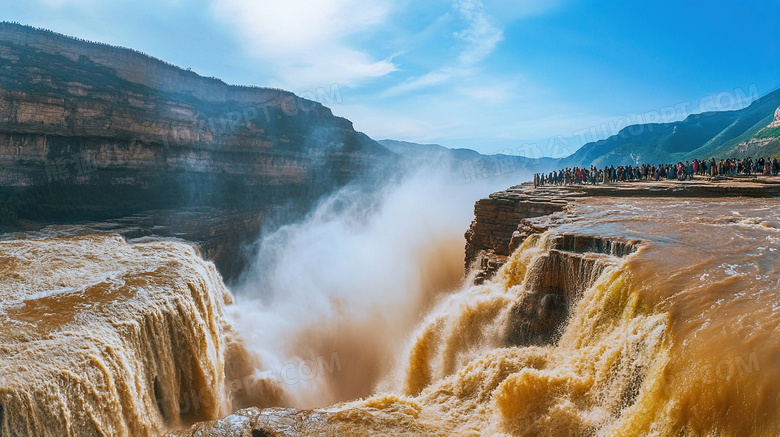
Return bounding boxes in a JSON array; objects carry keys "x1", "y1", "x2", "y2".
[
  {"x1": 0, "y1": 23, "x2": 396, "y2": 255},
  {"x1": 0, "y1": 22, "x2": 399, "y2": 279}
]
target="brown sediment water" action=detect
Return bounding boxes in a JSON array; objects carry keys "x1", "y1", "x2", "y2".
[
  {"x1": 0, "y1": 234, "x2": 256, "y2": 436},
  {"x1": 180, "y1": 197, "x2": 780, "y2": 437},
  {"x1": 365, "y1": 197, "x2": 780, "y2": 436},
  {"x1": 568, "y1": 198, "x2": 780, "y2": 436},
  {"x1": 5, "y1": 196, "x2": 780, "y2": 437}
]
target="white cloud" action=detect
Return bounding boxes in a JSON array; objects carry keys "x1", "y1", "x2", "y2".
[
  {"x1": 453, "y1": 0, "x2": 503, "y2": 65},
  {"x1": 484, "y1": 0, "x2": 563, "y2": 23},
  {"x1": 383, "y1": 0, "x2": 502, "y2": 96},
  {"x1": 211, "y1": 0, "x2": 398, "y2": 88},
  {"x1": 381, "y1": 69, "x2": 454, "y2": 96}
]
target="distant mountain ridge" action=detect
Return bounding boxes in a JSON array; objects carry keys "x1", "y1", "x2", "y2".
[
  {"x1": 560, "y1": 88, "x2": 780, "y2": 168},
  {"x1": 385, "y1": 88, "x2": 780, "y2": 172},
  {"x1": 377, "y1": 139, "x2": 481, "y2": 161},
  {"x1": 377, "y1": 139, "x2": 561, "y2": 177}
]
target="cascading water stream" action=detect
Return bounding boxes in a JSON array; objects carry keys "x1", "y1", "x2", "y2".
[
  {"x1": 0, "y1": 235, "x2": 238, "y2": 436},
  {"x1": 175, "y1": 197, "x2": 780, "y2": 437},
  {"x1": 4, "y1": 179, "x2": 780, "y2": 437}
]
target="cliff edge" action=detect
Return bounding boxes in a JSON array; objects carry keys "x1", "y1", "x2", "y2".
[{"x1": 0, "y1": 22, "x2": 396, "y2": 225}]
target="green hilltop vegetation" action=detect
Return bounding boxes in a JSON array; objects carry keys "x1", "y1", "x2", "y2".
[
  {"x1": 561, "y1": 88, "x2": 780, "y2": 168},
  {"x1": 755, "y1": 126, "x2": 780, "y2": 139}
]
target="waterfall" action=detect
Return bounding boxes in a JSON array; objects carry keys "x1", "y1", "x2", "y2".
[{"x1": 0, "y1": 235, "x2": 244, "y2": 436}]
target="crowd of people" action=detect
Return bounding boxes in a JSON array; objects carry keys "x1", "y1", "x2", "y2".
[{"x1": 533, "y1": 157, "x2": 780, "y2": 187}]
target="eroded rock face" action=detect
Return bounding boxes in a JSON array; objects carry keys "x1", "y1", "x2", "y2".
[
  {"x1": 466, "y1": 180, "x2": 780, "y2": 283},
  {"x1": 504, "y1": 234, "x2": 638, "y2": 347},
  {"x1": 170, "y1": 407, "x2": 329, "y2": 437},
  {"x1": 0, "y1": 23, "x2": 396, "y2": 222},
  {"x1": 464, "y1": 185, "x2": 642, "y2": 346},
  {"x1": 464, "y1": 191, "x2": 567, "y2": 273},
  {"x1": 0, "y1": 22, "x2": 399, "y2": 280},
  {"x1": 771, "y1": 106, "x2": 780, "y2": 128}
]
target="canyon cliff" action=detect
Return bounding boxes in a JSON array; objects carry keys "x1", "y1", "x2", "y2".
[
  {"x1": 0, "y1": 22, "x2": 400, "y2": 279},
  {"x1": 0, "y1": 22, "x2": 396, "y2": 226}
]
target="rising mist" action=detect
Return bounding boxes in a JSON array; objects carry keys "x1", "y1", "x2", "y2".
[{"x1": 227, "y1": 163, "x2": 528, "y2": 408}]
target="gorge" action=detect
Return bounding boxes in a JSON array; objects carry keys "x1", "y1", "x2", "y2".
[
  {"x1": 170, "y1": 180, "x2": 780, "y2": 437},
  {"x1": 0, "y1": 22, "x2": 397, "y2": 279},
  {"x1": 1, "y1": 21, "x2": 780, "y2": 437},
  {"x1": 4, "y1": 175, "x2": 780, "y2": 436}
]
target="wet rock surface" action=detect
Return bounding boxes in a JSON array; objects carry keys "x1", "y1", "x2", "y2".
[
  {"x1": 464, "y1": 191, "x2": 567, "y2": 275},
  {"x1": 504, "y1": 235, "x2": 638, "y2": 348}
]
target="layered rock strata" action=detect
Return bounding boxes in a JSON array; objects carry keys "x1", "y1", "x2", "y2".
[{"x1": 0, "y1": 22, "x2": 395, "y2": 224}]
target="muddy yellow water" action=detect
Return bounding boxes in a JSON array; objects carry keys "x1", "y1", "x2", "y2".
[
  {"x1": 563, "y1": 198, "x2": 780, "y2": 436},
  {"x1": 304, "y1": 198, "x2": 780, "y2": 437},
  {"x1": 4, "y1": 198, "x2": 780, "y2": 437},
  {"x1": 0, "y1": 234, "x2": 238, "y2": 436}
]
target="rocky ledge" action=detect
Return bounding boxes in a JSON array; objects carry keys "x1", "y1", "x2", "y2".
[{"x1": 465, "y1": 177, "x2": 780, "y2": 282}]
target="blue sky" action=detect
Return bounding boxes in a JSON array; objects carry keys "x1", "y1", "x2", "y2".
[{"x1": 1, "y1": 0, "x2": 778, "y2": 156}]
